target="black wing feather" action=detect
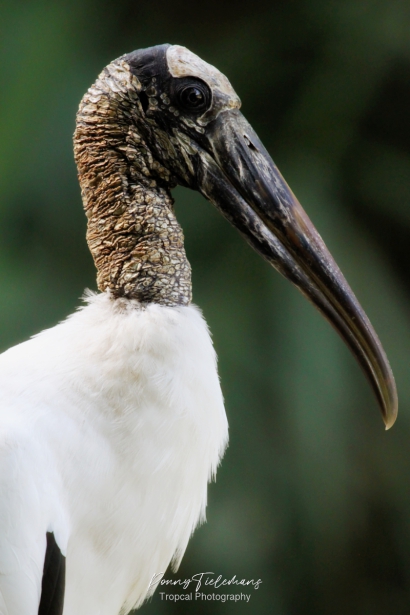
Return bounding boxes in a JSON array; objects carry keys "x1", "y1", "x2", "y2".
[{"x1": 38, "y1": 532, "x2": 66, "y2": 615}]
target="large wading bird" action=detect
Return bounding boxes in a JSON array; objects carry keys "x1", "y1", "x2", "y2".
[{"x1": 0, "y1": 44, "x2": 397, "y2": 615}]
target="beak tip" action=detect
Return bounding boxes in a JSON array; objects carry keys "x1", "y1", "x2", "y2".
[
  {"x1": 384, "y1": 413, "x2": 398, "y2": 431},
  {"x1": 383, "y1": 395, "x2": 398, "y2": 431}
]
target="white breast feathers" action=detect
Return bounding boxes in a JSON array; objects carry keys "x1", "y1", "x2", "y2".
[{"x1": 0, "y1": 292, "x2": 228, "y2": 615}]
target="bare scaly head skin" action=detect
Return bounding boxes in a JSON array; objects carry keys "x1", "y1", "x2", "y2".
[
  {"x1": 74, "y1": 56, "x2": 192, "y2": 305},
  {"x1": 74, "y1": 45, "x2": 240, "y2": 306},
  {"x1": 166, "y1": 45, "x2": 241, "y2": 121}
]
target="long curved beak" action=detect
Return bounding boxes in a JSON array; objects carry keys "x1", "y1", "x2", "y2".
[{"x1": 196, "y1": 109, "x2": 397, "y2": 429}]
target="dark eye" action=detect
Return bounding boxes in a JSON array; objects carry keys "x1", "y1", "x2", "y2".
[
  {"x1": 175, "y1": 81, "x2": 211, "y2": 113},
  {"x1": 180, "y1": 86, "x2": 204, "y2": 108}
]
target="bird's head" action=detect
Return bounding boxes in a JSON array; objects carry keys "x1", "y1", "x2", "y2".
[
  {"x1": 121, "y1": 44, "x2": 242, "y2": 186},
  {"x1": 75, "y1": 44, "x2": 397, "y2": 429}
]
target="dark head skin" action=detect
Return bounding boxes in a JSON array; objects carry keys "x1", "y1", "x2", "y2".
[{"x1": 74, "y1": 44, "x2": 398, "y2": 429}]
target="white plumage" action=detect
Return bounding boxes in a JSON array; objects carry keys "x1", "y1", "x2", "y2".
[{"x1": 0, "y1": 293, "x2": 227, "y2": 614}]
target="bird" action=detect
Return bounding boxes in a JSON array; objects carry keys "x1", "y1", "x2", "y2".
[{"x1": 0, "y1": 44, "x2": 397, "y2": 615}]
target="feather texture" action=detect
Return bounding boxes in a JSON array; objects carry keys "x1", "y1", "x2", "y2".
[{"x1": 0, "y1": 292, "x2": 228, "y2": 614}]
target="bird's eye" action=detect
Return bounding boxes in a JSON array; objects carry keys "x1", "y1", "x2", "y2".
[
  {"x1": 175, "y1": 80, "x2": 211, "y2": 113},
  {"x1": 180, "y1": 87, "x2": 204, "y2": 108}
]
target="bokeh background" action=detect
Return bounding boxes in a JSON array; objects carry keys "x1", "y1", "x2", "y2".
[{"x1": 2, "y1": 0, "x2": 410, "y2": 613}]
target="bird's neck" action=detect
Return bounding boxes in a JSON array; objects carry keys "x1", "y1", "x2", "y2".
[{"x1": 73, "y1": 59, "x2": 192, "y2": 306}]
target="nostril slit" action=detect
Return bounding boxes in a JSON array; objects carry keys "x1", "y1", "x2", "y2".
[
  {"x1": 244, "y1": 134, "x2": 258, "y2": 152},
  {"x1": 139, "y1": 91, "x2": 149, "y2": 114}
]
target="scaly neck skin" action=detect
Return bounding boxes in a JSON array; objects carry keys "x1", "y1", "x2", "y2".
[{"x1": 74, "y1": 59, "x2": 192, "y2": 306}]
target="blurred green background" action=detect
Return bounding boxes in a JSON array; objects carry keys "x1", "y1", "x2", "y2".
[{"x1": 2, "y1": 0, "x2": 410, "y2": 613}]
